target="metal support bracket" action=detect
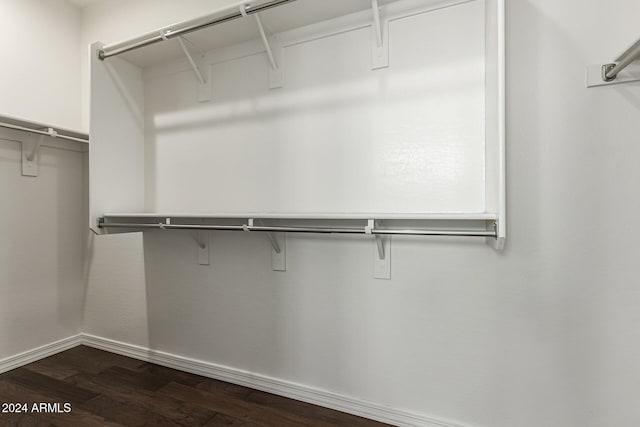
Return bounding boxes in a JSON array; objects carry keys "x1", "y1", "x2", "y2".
[
  {"x1": 586, "y1": 62, "x2": 640, "y2": 87},
  {"x1": 190, "y1": 231, "x2": 210, "y2": 265},
  {"x1": 240, "y1": 4, "x2": 283, "y2": 88},
  {"x1": 270, "y1": 232, "x2": 286, "y2": 271},
  {"x1": 254, "y1": 220, "x2": 286, "y2": 271},
  {"x1": 368, "y1": 220, "x2": 390, "y2": 279},
  {"x1": 586, "y1": 37, "x2": 640, "y2": 87},
  {"x1": 22, "y1": 128, "x2": 56, "y2": 177},
  {"x1": 266, "y1": 232, "x2": 281, "y2": 253},
  {"x1": 176, "y1": 35, "x2": 211, "y2": 101},
  {"x1": 190, "y1": 231, "x2": 206, "y2": 249},
  {"x1": 486, "y1": 221, "x2": 505, "y2": 250},
  {"x1": 371, "y1": 0, "x2": 389, "y2": 70},
  {"x1": 375, "y1": 234, "x2": 385, "y2": 260}
]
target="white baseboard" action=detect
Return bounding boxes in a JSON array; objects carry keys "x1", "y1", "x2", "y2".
[
  {"x1": 81, "y1": 333, "x2": 472, "y2": 427},
  {"x1": 0, "y1": 334, "x2": 83, "y2": 375}
]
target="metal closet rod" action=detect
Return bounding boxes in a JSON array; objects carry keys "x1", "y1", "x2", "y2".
[
  {"x1": 604, "y1": 38, "x2": 640, "y2": 81},
  {"x1": 98, "y1": 221, "x2": 498, "y2": 237},
  {"x1": 98, "y1": 0, "x2": 297, "y2": 60},
  {"x1": 0, "y1": 121, "x2": 88, "y2": 144}
]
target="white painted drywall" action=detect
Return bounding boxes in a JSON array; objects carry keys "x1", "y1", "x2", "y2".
[
  {"x1": 0, "y1": 1, "x2": 86, "y2": 360},
  {"x1": 0, "y1": 132, "x2": 86, "y2": 359},
  {"x1": 0, "y1": 0, "x2": 82, "y2": 131},
  {"x1": 81, "y1": 1, "x2": 640, "y2": 427},
  {"x1": 143, "y1": 1, "x2": 486, "y2": 214}
]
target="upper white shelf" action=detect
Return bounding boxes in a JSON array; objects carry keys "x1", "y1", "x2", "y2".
[
  {"x1": 109, "y1": 0, "x2": 410, "y2": 68},
  {"x1": 91, "y1": 0, "x2": 506, "y2": 248}
]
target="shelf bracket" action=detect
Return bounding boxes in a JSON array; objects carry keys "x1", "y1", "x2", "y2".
[
  {"x1": 270, "y1": 232, "x2": 286, "y2": 271},
  {"x1": 254, "y1": 220, "x2": 285, "y2": 271},
  {"x1": 367, "y1": 220, "x2": 390, "y2": 279},
  {"x1": 375, "y1": 234, "x2": 385, "y2": 260},
  {"x1": 371, "y1": 0, "x2": 389, "y2": 70},
  {"x1": 190, "y1": 231, "x2": 206, "y2": 249},
  {"x1": 240, "y1": 4, "x2": 284, "y2": 89},
  {"x1": 22, "y1": 128, "x2": 56, "y2": 177},
  {"x1": 176, "y1": 35, "x2": 211, "y2": 102},
  {"x1": 486, "y1": 221, "x2": 505, "y2": 250},
  {"x1": 265, "y1": 231, "x2": 281, "y2": 254},
  {"x1": 190, "y1": 230, "x2": 210, "y2": 265}
]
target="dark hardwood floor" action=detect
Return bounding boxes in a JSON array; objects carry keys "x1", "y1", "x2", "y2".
[{"x1": 0, "y1": 346, "x2": 390, "y2": 426}]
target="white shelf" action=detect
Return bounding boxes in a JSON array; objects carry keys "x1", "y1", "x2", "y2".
[
  {"x1": 114, "y1": 0, "x2": 402, "y2": 68},
  {"x1": 0, "y1": 113, "x2": 88, "y2": 142},
  {"x1": 90, "y1": 0, "x2": 505, "y2": 249},
  {"x1": 102, "y1": 212, "x2": 498, "y2": 221}
]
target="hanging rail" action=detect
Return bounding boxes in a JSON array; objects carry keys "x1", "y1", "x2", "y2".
[
  {"x1": 98, "y1": 0, "x2": 297, "y2": 60},
  {"x1": 0, "y1": 121, "x2": 88, "y2": 144},
  {"x1": 98, "y1": 219, "x2": 497, "y2": 238},
  {"x1": 602, "y1": 38, "x2": 640, "y2": 82}
]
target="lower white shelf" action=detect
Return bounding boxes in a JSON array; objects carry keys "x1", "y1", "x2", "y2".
[
  {"x1": 98, "y1": 213, "x2": 499, "y2": 238},
  {"x1": 102, "y1": 212, "x2": 498, "y2": 221},
  {"x1": 99, "y1": 213, "x2": 502, "y2": 277}
]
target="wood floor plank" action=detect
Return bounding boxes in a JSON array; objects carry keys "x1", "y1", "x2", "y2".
[
  {"x1": 95, "y1": 365, "x2": 171, "y2": 392},
  {"x1": 22, "y1": 357, "x2": 82, "y2": 381},
  {"x1": 34, "y1": 346, "x2": 145, "y2": 375},
  {"x1": 158, "y1": 382, "x2": 252, "y2": 421},
  {"x1": 245, "y1": 390, "x2": 390, "y2": 427},
  {"x1": 159, "y1": 381, "x2": 339, "y2": 427},
  {"x1": 0, "y1": 346, "x2": 390, "y2": 427},
  {"x1": 67, "y1": 372, "x2": 218, "y2": 426},
  {"x1": 135, "y1": 362, "x2": 205, "y2": 387},
  {"x1": 2, "y1": 369, "x2": 98, "y2": 404},
  {"x1": 0, "y1": 379, "x2": 124, "y2": 427},
  {"x1": 0, "y1": 414, "x2": 55, "y2": 427},
  {"x1": 81, "y1": 394, "x2": 187, "y2": 427},
  {"x1": 203, "y1": 412, "x2": 261, "y2": 426},
  {"x1": 196, "y1": 378, "x2": 254, "y2": 400}
]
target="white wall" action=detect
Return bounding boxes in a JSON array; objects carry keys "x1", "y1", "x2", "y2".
[
  {"x1": 0, "y1": 0, "x2": 82, "y2": 131},
  {"x1": 82, "y1": 1, "x2": 640, "y2": 427},
  {"x1": 0, "y1": 132, "x2": 86, "y2": 359},
  {"x1": 143, "y1": 1, "x2": 487, "y2": 214},
  {"x1": 0, "y1": 1, "x2": 86, "y2": 360}
]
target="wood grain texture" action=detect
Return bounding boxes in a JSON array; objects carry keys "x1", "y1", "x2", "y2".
[{"x1": 0, "y1": 346, "x2": 390, "y2": 427}]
